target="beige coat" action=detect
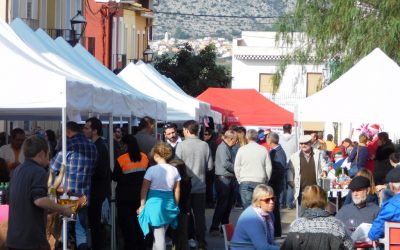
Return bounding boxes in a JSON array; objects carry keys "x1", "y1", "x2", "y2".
[{"x1": 287, "y1": 149, "x2": 327, "y2": 201}]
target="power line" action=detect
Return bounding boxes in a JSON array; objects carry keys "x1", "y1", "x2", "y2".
[{"x1": 154, "y1": 11, "x2": 282, "y2": 19}]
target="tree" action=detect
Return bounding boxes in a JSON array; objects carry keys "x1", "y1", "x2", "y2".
[
  {"x1": 153, "y1": 43, "x2": 232, "y2": 97},
  {"x1": 275, "y1": 0, "x2": 400, "y2": 83}
]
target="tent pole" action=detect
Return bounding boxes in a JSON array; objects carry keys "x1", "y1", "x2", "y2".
[
  {"x1": 154, "y1": 120, "x2": 158, "y2": 140},
  {"x1": 128, "y1": 116, "x2": 132, "y2": 134},
  {"x1": 109, "y1": 114, "x2": 116, "y2": 250},
  {"x1": 61, "y1": 108, "x2": 67, "y2": 250}
]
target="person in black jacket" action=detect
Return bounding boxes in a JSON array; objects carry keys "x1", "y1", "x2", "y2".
[
  {"x1": 113, "y1": 135, "x2": 149, "y2": 250},
  {"x1": 282, "y1": 185, "x2": 353, "y2": 250},
  {"x1": 84, "y1": 117, "x2": 111, "y2": 250},
  {"x1": 374, "y1": 132, "x2": 395, "y2": 185},
  {"x1": 169, "y1": 159, "x2": 192, "y2": 250},
  {"x1": 203, "y1": 127, "x2": 218, "y2": 208},
  {"x1": 266, "y1": 132, "x2": 286, "y2": 237}
]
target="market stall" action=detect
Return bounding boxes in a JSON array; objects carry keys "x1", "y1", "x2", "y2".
[{"x1": 197, "y1": 88, "x2": 294, "y2": 127}]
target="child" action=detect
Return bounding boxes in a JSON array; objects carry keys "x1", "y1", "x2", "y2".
[{"x1": 137, "y1": 143, "x2": 181, "y2": 250}]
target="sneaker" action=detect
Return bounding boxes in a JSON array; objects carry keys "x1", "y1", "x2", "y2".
[
  {"x1": 188, "y1": 239, "x2": 197, "y2": 248},
  {"x1": 166, "y1": 239, "x2": 172, "y2": 247}
]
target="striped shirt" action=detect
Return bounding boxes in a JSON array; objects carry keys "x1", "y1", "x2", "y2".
[{"x1": 51, "y1": 133, "x2": 97, "y2": 197}]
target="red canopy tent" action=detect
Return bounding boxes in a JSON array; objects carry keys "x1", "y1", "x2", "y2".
[{"x1": 197, "y1": 88, "x2": 294, "y2": 127}]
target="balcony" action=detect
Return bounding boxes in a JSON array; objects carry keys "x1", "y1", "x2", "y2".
[
  {"x1": 46, "y1": 29, "x2": 74, "y2": 43},
  {"x1": 20, "y1": 18, "x2": 39, "y2": 30}
]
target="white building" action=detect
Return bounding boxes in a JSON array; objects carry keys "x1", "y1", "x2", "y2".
[{"x1": 232, "y1": 31, "x2": 327, "y2": 114}]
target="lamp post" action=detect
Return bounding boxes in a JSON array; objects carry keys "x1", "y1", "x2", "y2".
[
  {"x1": 70, "y1": 10, "x2": 87, "y2": 46},
  {"x1": 143, "y1": 45, "x2": 154, "y2": 63}
]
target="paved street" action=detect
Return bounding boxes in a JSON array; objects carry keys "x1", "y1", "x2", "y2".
[{"x1": 204, "y1": 207, "x2": 296, "y2": 250}]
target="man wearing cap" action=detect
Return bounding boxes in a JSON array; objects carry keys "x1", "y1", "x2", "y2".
[
  {"x1": 368, "y1": 167, "x2": 400, "y2": 241},
  {"x1": 163, "y1": 122, "x2": 182, "y2": 149},
  {"x1": 336, "y1": 176, "x2": 380, "y2": 235},
  {"x1": 287, "y1": 134, "x2": 327, "y2": 209}
]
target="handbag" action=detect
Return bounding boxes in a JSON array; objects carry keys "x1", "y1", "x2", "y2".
[{"x1": 349, "y1": 146, "x2": 360, "y2": 178}]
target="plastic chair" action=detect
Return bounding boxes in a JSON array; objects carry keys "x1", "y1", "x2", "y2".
[
  {"x1": 380, "y1": 221, "x2": 400, "y2": 250},
  {"x1": 221, "y1": 223, "x2": 254, "y2": 250}
]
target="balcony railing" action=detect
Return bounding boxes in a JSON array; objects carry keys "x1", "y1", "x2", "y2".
[
  {"x1": 20, "y1": 18, "x2": 39, "y2": 30},
  {"x1": 45, "y1": 29, "x2": 74, "y2": 42}
]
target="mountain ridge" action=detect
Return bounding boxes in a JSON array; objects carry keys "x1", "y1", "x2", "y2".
[{"x1": 152, "y1": 0, "x2": 296, "y2": 40}]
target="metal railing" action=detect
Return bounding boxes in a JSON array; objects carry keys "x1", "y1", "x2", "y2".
[
  {"x1": 20, "y1": 18, "x2": 39, "y2": 30},
  {"x1": 46, "y1": 28, "x2": 74, "y2": 42}
]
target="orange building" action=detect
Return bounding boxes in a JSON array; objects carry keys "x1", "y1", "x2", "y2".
[{"x1": 85, "y1": 0, "x2": 154, "y2": 71}]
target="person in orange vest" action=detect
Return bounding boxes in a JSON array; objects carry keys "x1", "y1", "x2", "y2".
[{"x1": 113, "y1": 135, "x2": 149, "y2": 250}]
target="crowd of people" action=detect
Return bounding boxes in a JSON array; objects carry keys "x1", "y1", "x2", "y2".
[{"x1": 2, "y1": 118, "x2": 400, "y2": 250}]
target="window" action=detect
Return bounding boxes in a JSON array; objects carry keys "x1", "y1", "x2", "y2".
[
  {"x1": 119, "y1": 18, "x2": 124, "y2": 55},
  {"x1": 124, "y1": 27, "x2": 128, "y2": 55},
  {"x1": 259, "y1": 73, "x2": 274, "y2": 93},
  {"x1": 27, "y1": 1, "x2": 32, "y2": 19},
  {"x1": 137, "y1": 32, "x2": 140, "y2": 59},
  {"x1": 88, "y1": 37, "x2": 95, "y2": 56},
  {"x1": 131, "y1": 27, "x2": 136, "y2": 59},
  {"x1": 307, "y1": 73, "x2": 323, "y2": 97}
]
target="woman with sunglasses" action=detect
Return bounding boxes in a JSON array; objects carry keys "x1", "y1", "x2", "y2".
[
  {"x1": 230, "y1": 184, "x2": 279, "y2": 250},
  {"x1": 282, "y1": 185, "x2": 352, "y2": 250}
]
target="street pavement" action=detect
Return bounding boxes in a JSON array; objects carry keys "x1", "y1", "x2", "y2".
[{"x1": 204, "y1": 207, "x2": 296, "y2": 250}]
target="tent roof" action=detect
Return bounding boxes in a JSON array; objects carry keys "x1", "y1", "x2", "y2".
[
  {"x1": 118, "y1": 62, "x2": 198, "y2": 122},
  {"x1": 135, "y1": 61, "x2": 215, "y2": 119},
  {"x1": 297, "y1": 48, "x2": 400, "y2": 123},
  {"x1": 197, "y1": 88, "x2": 294, "y2": 127}
]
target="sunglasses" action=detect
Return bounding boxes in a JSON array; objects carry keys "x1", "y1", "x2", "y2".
[
  {"x1": 300, "y1": 141, "x2": 311, "y2": 145},
  {"x1": 163, "y1": 123, "x2": 176, "y2": 129},
  {"x1": 260, "y1": 197, "x2": 275, "y2": 203},
  {"x1": 204, "y1": 133, "x2": 211, "y2": 136}
]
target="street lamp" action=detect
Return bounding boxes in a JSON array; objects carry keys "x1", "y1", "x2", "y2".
[
  {"x1": 70, "y1": 10, "x2": 86, "y2": 46},
  {"x1": 143, "y1": 45, "x2": 154, "y2": 63}
]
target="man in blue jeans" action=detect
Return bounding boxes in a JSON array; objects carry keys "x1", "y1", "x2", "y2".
[
  {"x1": 234, "y1": 129, "x2": 272, "y2": 208},
  {"x1": 51, "y1": 122, "x2": 97, "y2": 250}
]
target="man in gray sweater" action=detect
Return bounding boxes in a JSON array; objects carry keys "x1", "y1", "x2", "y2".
[
  {"x1": 175, "y1": 120, "x2": 213, "y2": 250},
  {"x1": 209, "y1": 129, "x2": 237, "y2": 236},
  {"x1": 234, "y1": 129, "x2": 272, "y2": 208}
]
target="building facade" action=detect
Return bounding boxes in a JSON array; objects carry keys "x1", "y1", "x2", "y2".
[
  {"x1": 88, "y1": 0, "x2": 153, "y2": 71},
  {"x1": 232, "y1": 31, "x2": 327, "y2": 113}
]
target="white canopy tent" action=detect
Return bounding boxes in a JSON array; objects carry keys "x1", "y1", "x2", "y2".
[
  {"x1": 118, "y1": 63, "x2": 199, "y2": 122},
  {"x1": 0, "y1": 19, "x2": 117, "y2": 119},
  {"x1": 135, "y1": 61, "x2": 218, "y2": 121},
  {"x1": 161, "y1": 75, "x2": 223, "y2": 125},
  {"x1": 72, "y1": 44, "x2": 166, "y2": 121},
  {"x1": 10, "y1": 18, "x2": 166, "y2": 120},
  {"x1": 297, "y1": 48, "x2": 400, "y2": 124}
]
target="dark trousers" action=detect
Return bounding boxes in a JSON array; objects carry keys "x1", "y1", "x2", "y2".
[
  {"x1": 210, "y1": 176, "x2": 235, "y2": 231},
  {"x1": 117, "y1": 202, "x2": 145, "y2": 250},
  {"x1": 172, "y1": 213, "x2": 189, "y2": 250},
  {"x1": 270, "y1": 185, "x2": 283, "y2": 237},
  {"x1": 205, "y1": 169, "x2": 215, "y2": 206},
  {"x1": 188, "y1": 193, "x2": 207, "y2": 248},
  {"x1": 88, "y1": 198, "x2": 104, "y2": 250}
]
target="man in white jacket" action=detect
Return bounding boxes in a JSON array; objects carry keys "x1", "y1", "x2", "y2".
[
  {"x1": 287, "y1": 135, "x2": 327, "y2": 215},
  {"x1": 234, "y1": 129, "x2": 272, "y2": 208}
]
